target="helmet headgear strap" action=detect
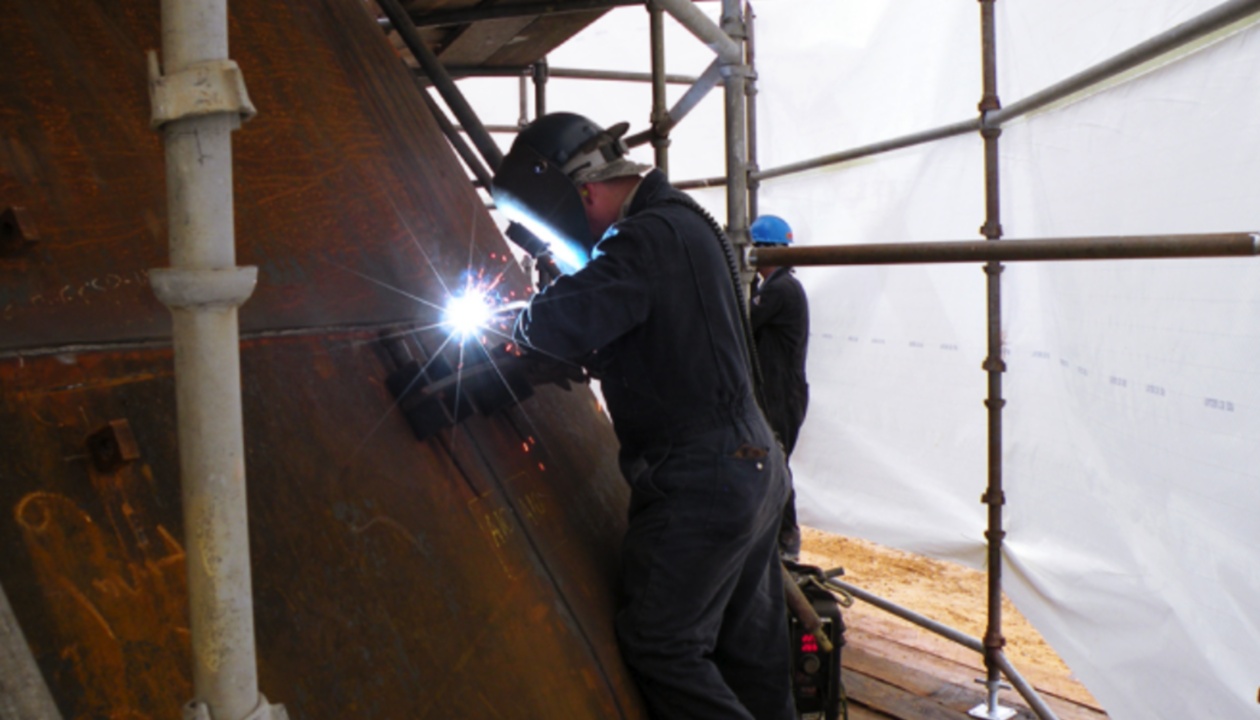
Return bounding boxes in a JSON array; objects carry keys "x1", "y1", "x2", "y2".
[{"x1": 560, "y1": 122, "x2": 631, "y2": 181}]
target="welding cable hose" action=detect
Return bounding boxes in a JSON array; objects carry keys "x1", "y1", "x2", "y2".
[
  {"x1": 663, "y1": 196, "x2": 769, "y2": 412},
  {"x1": 812, "y1": 576, "x2": 856, "y2": 609},
  {"x1": 781, "y1": 563, "x2": 835, "y2": 653}
]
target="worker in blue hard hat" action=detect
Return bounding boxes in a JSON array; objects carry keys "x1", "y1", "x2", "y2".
[
  {"x1": 493, "y1": 112, "x2": 795, "y2": 720},
  {"x1": 749, "y1": 214, "x2": 810, "y2": 561}
]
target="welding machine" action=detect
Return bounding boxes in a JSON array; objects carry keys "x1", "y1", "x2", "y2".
[{"x1": 786, "y1": 562, "x2": 848, "y2": 720}]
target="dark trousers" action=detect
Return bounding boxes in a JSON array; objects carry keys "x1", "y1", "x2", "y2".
[
  {"x1": 765, "y1": 396, "x2": 806, "y2": 557},
  {"x1": 615, "y1": 418, "x2": 796, "y2": 720}
]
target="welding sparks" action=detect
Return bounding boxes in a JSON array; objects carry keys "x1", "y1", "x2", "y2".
[{"x1": 442, "y1": 266, "x2": 529, "y2": 344}]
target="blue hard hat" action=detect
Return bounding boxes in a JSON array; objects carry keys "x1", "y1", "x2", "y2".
[{"x1": 750, "y1": 215, "x2": 793, "y2": 246}]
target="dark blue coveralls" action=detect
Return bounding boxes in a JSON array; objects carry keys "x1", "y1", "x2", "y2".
[
  {"x1": 514, "y1": 169, "x2": 796, "y2": 720},
  {"x1": 750, "y1": 267, "x2": 810, "y2": 554}
]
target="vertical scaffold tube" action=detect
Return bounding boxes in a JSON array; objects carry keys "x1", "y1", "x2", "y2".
[
  {"x1": 744, "y1": 1, "x2": 760, "y2": 220},
  {"x1": 532, "y1": 59, "x2": 549, "y2": 118},
  {"x1": 150, "y1": 1, "x2": 269, "y2": 718},
  {"x1": 976, "y1": 0, "x2": 1012, "y2": 718},
  {"x1": 0, "y1": 581, "x2": 63, "y2": 720},
  {"x1": 648, "y1": 1, "x2": 671, "y2": 175},
  {"x1": 720, "y1": 0, "x2": 753, "y2": 291}
]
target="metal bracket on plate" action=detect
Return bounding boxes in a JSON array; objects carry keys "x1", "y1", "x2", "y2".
[
  {"x1": 86, "y1": 419, "x2": 141, "y2": 473},
  {"x1": 968, "y1": 700, "x2": 1017, "y2": 720},
  {"x1": 968, "y1": 678, "x2": 1016, "y2": 720},
  {"x1": 147, "y1": 52, "x2": 257, "y2": 129},
  {"x1": 1, "y1": 206, "x2": 39, "y2": 257}
]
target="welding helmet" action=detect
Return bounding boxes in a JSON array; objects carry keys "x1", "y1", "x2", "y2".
[
  {"x1": 750, "y1": 215, "x2": 793, "y2": 246},
  {"x1": 492, "y1": 112, "x2": 649, "y2": 272}
]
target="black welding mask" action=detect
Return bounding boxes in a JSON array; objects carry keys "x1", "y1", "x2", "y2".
[{"x1": 492, "y1": 112, "x2": 647, "y2": 273}]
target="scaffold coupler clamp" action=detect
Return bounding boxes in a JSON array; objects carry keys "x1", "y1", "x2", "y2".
[
  {"x1": 183, "y1": 695, "x2": 290, "y2": 720},
  {"x1": 718, "y1": 62, "x2": 755, "y2": 80},
  {"x1": 147, "y1": 52, "x2": 257, "y2": 130}
]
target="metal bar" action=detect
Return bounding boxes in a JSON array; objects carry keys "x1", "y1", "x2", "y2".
[
  {"x1": 453, "y1": 124, "x2": 522, "y2": 134},
  {"x1": 153, "y1": 0, "x2": 265, "y2": 718},
  {"x1": 625, "y1": 58, "x2": 722, "y2": 148},
  {"x1": 377, "y1": 4, "x2": 557, "y2": 259},
  {"x1": 409, "y1": 0, "x2": 645, "y2": 28},
  {"x1": 740, "y1": 0, "x2": 1260, "y2": 188},
  {"x1": 420, "y1": 88, "x2": 496, "y2": 189},
  {"x1": 829, "y1": 578, "x2": 1060, "y2": 720},
  {"x1": 672, "y1": 175, "x2": 728, "y2": 190},
  {"x1": 518, "y1": 73, "x2": 529, "y2": 126},
  {"x1": 550, "y1": 66, "x2": 696, "y2": 84},
  {"x1": 420, "y1": 65, "x2": 531, "y2": 79},
  {"x1": 720, "y1": 0, "x2": 753, "y2": 292},
  {"x1": 749, "y1": 232, "x2": 1260, "y2": 267},
  {"x1": 1, "y1": 582, "x2": 63, "y2": 720},
  {"x1": 988, "y1": 0, "x2": 1260, "y2": 126},
  {"x1": 425, "y1": 65, "x2": 698, "y2": 84},
  {"x1": 655, "y1": 0, "x2": 742, "y2": 62},
  {"x1": 533, "y1": 60, "x2": 549, "y2": 117},
  {"x1": 993, "y1": 652, "x2": 1064, "y2": 720},
  {"x1": 378, "y1": 0, "x2": 503, "y2": 169},
  {"x1": 829, "y1": 578, "x2": 983, "y2": 652},
  {"x1": 678, "y1": 117, "x2": 978, "y2": 188},
  {"x1": 744, "y1": 0, "x2": 759, "y2": 219},
  {"x1": 976, "y1": 2, "x2": 1012, "y2": 718},
  {"x1": 648, "y1": 1, "x2": 670, "y2": 174},
  {"x1": 753, "y1": 118, "x2": 979, "y2": 183}
]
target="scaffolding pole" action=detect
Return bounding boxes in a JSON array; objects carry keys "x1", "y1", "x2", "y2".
[
  {"x1": 380, "y1": 0, "x2": 556, "y2": 259},
  {"x1": 424, "y1": 64, "x2": 698, "y2": 84},
  {"x1": 653, "y1": 0, "x2": 741, "y2": 61},
  {"x1": 625, "y1": 59, "x2": 723, "y2": 149},
  {"x1": 420, "y1": 89, "x2": 496, "y2": 189},
  {"x1": 146, "y1": 0, "x2": 285, "y2": 718},
  {"x1": 678, "y1": 0, "x2": 1260, "y2": 191},
  {"x1": 648, "y1": 0, "x2": 670, "y2": 174},
  {"x1": 973, "y1": 1, "x2": 1016, "y2": 717},
  {"x1": 989, "y1": 0, "x2": 1260, "y2": 125},
  {"x1": 0, "y1": 581, "x2": 62, "y2": 720},
  {"x1": 377, "y1": 0, "x2": 502, "y2": 168},
  {"x1": 533, "y1": 59, "x2": 549, "y2": 117},
  {"x1": 744, "y1": 1, "x2": 760, "y2": 220},
  {"x1": 749, "y1": 232, "x2": 1260, "y2": 267},
  {"x1": 720, "y1": 0, "x2": 751, "y2": 286}
]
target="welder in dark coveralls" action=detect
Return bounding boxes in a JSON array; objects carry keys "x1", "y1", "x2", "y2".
[
  {"x1": 749, "y1": 215, "x2": 810, "y2": 561},
  {"x1": 492, "y1": 112, "x2": 795, "y2": 720}
]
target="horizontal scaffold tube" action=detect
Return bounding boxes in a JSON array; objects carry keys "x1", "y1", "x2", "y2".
[{"x1": 750, "y1": 232, "x2": 1260, "y2": 267}]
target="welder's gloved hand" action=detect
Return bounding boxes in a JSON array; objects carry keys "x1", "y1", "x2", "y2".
[
  {"x1": 505, "y1": 223, "x2": 562, "y2": 290},
  {"x1": 535, "y1": 253, "x2": 562, "y2": 290},
  {"x1": 519, "y1": 348, "x2": 587, "y2": 391}
]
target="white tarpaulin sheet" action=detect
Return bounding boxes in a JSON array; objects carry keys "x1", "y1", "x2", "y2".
[{"x1": 467, "y1": 3, "x2": 1260, "y2": 717}]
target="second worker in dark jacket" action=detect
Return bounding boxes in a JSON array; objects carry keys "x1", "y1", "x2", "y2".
[
  {"x1": 749, "y1": 214, "x2": 810, "y2": 560},
  {"x1": 493, "y1": 112, "x2": 795, "y2": 720}
]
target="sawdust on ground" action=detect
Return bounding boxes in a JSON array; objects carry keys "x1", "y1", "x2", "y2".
[{"x1": 798, "y1": 526, "x2": 1101, "y2": 708}]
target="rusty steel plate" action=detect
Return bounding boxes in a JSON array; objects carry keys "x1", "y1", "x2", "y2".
[{"x1": 0, "y1": 0, "x2": 648, "y2": 717}]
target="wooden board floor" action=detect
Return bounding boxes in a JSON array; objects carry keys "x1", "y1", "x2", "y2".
[{"x1": 834, "y1": 625, "x2": 1109, "y2": 720}]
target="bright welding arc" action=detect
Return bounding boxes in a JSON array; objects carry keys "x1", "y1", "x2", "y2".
[
  {"x1": 444, "y1": 288, "x2": 495, "y2": 341},
  {"x1": 442, "y1": 291, "x2": 528, "y2": 341}
]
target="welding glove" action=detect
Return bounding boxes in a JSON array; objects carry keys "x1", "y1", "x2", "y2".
[
  {"x1": 519, "y1": 348, "x2": 588, "y2": 391},
  {"x1": 535, "y1": 253, "x2": 562, "y2": 289}
]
